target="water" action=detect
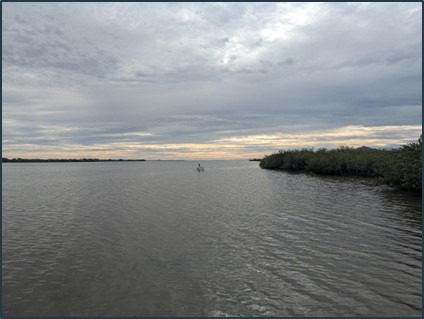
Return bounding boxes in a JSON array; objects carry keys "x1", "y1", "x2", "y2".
[{"x1": 2, "y1": 161, "x2": 422, "y2": 316}]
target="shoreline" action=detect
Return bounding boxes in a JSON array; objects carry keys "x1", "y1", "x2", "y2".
[
  {"x1": 259, "y1": 137, "x2": 422, "y2": 192},
  {"x1": 2, "y1": 159, "x2": 146, "y2": 163},
  {"x1": 264, "y1": 167, "x2": 422, "y2": 195}
]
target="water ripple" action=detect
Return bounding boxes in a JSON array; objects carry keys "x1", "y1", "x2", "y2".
[{"x1": 2, "y1": 161, "x2": 422, "y2": 316}]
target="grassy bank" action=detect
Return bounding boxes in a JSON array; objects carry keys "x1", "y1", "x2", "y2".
[{"x1": 260, "y1": 136, "x2": 422, "y2": 192}]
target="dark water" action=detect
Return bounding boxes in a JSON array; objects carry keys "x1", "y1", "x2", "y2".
[{"x1": 2, "y1": 161, "x2": 422, "y2": 316}]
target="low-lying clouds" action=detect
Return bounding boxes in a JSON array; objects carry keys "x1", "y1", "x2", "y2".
[{"x1": 3, "y1": 2, "x2": 422, "y2": 159}]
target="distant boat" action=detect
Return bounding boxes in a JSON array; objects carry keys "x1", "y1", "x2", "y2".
[{"x1": 196, "y1": 164, "x2": 205, "y2": 172}]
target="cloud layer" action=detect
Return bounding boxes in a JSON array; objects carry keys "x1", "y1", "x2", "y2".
[{"x1": 3, "y1": 2, "x2": 422, "y2": 159}]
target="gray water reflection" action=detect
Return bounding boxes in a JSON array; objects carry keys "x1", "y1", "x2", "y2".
[{"x1": 2, "y1": 161, "x2": 422, "y2": 316}]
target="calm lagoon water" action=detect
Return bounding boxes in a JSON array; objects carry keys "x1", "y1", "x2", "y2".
[{"x1": 2, "y1": 161, "x2": 422, "y2": 316}]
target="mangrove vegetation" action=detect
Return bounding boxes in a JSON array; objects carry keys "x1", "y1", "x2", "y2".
[{"x1": 260, "y1": 136, "x2": 422, "y2": 192}]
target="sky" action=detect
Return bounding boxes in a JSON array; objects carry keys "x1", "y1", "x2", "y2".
[{"x1": 2, "y1": 2, "x2": 422, "y2": 160}]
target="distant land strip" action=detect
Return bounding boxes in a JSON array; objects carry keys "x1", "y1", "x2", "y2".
[{"x1": 2, "y1": 158, "x2": 146, "y2": 163}]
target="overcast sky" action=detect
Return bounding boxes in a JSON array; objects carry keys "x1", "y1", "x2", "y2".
[{"x1": 3, "y1": 2, "x2": 422, "y2": 159}]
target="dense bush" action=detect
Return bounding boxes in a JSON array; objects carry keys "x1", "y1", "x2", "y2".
[
  {"x1": 260, "y1": 136, "x2": 422, "y2": 191},
  {"x1": 377, "y1": 136, "x2": 422, "y2": 191}
]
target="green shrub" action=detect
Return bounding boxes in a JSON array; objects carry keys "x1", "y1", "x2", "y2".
[{"x1": 260, "y1": 136, "x2": 422, "y2": 191}]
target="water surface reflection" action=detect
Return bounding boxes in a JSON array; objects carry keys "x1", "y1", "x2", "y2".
[{"x1": 2, "y1": 161, "x2": 422, "y2": 316}]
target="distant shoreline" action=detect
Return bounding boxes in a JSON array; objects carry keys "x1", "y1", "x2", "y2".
[
  {"x1": 2, "y1": 158, "x2": 147, "y2": 163},
  {"x1": 1, "y1": 158, "x2": 252, "y2": 163}
]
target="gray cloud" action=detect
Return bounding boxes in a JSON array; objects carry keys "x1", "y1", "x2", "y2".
[{"x1": 2, "y1": 2, "x2": 422, "y2": 158}]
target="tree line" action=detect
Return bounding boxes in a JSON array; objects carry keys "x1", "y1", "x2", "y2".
[
  {"x1": 259, "y1": 136, "x2": 422, "y2": 192},
  {"x1": 2, "y1": 158, "x2": 146, "y2": 162}
]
